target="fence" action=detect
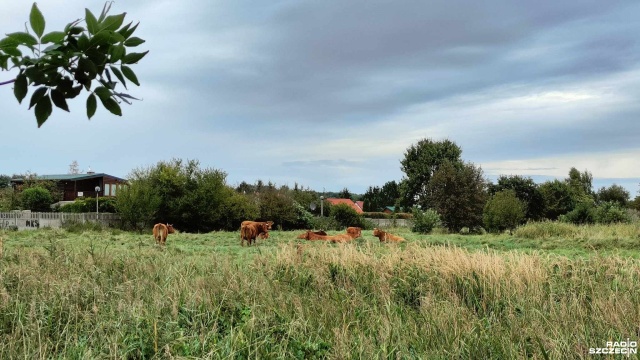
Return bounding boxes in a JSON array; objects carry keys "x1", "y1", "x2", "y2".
[
  {"x1": 0, "y1": 212, "x2": 121, "y2": 231},
  {"x1": 365, "y1": 218, "x2": 413, "y2": 228}
]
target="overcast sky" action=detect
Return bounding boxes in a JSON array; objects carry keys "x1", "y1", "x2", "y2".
[{"x1": 1, "y1": 1, "x2": 639, "y2": 195}]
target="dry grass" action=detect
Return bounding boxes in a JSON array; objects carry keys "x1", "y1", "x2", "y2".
[{"x1": 0, "y1": 228, "x2": 638, "y2": 358}]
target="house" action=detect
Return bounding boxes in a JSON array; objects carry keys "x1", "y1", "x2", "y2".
[
  {"x1": 11, "y1": 172, "x2": 127, "y2": 201},
  {"x1": 382, "y1": 206, "x2": 395, "y2": 214},
  {"x1": 324, "y1": 198, "x2": 364, "y2": 214}
]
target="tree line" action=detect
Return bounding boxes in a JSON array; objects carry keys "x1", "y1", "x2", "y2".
[{"x1": 2, "y1": 139, "x2": 639, "y2": 233}]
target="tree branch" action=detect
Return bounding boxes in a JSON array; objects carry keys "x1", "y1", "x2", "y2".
[{"x1": 0, "y1": 78, "x2": 16, "y2": 86}]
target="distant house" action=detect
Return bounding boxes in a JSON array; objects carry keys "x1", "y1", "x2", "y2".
[
  {"x1": 382, "y1": 206, "x2": 395, "y2": 214},
  {"x1": 11, "y1": 172, "x2": 127, "y2": 201},
  {"x1": 324, "y1": 198, "x2": 364, "y2": 214}
]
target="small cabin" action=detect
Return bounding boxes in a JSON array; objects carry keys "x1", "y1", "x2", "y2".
[{"x1": 11, "y1": 173, "x2": 127, "y2": 201}]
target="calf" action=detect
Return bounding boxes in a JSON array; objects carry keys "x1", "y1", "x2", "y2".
[
  {"x1": 372, "y1": 228, "x2": 405, "y2": 242},
  {"x1": 153, "y1": 223, "x2": 175, "y2": 245}
]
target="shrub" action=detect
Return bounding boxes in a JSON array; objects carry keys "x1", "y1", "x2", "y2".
[
  {"x1": 411, "y1": 208, "x2": 441, "y2": 234},
  {"x1": 330, "y1": 203, "x2": 365, "y2": 228},
  {"x1": 21, "y1": 186, "x2": 53, "y2": 212},
  {"x1": 561, "y1": 202, "x2": 595, "y2": 224},
  {"x1": 483, "y1": 190, "x2": 526, "y2": 232},
  {"x1": 514, "y1": 221, "x2": 578, "y2": 239},
  {"x1": 59, "y1": 197, "x2": 117, "y2": 213},
  {"x1": 594, "y1": 201, "x2": 631, "y2": 224},
  {"x1": 362, "y1": 212, "x2": 391, "y2": 219},
  {"x1": 309, "y1": 216, "x2": 341, "y2": 231}
]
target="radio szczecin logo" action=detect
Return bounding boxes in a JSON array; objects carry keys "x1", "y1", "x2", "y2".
[{"x1": 589, "y1": 339, "x2": 637, "y2": 356}]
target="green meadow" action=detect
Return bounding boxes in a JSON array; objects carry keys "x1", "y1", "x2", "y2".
[{"x1": 0, "y1": 223, "x2": 639, "y2": 359}]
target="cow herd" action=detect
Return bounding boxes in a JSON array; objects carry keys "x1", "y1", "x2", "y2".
[{"x1": 152, "y1": 221, "x2": 405, "y2": 246}]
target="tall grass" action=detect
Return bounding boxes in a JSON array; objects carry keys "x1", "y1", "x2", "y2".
[{"x1": 0, "y1": 229, "x2": 638, "y2": 358}]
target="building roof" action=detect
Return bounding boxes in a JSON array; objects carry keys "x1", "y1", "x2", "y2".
[
  {"x1": 384, "y1": 206, "x2": 396, "y2": 212},
  {"x1": 325, "y1": 198, "x2": 364, "y2": 213},
  {"x1": 11, "y1": 173, "x2": 127, "y2": 183}
]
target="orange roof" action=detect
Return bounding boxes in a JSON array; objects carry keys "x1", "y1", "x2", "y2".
[{"x1": 325, "y1": 198, "x2": 364, "y2": 213}]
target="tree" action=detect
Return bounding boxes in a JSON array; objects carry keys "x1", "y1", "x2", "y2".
[
  {"x1": 400, "y1": 138, "x2": 462, "y2": 209},
  {"x1": 483, "y1": 190, "x2": 525, "y2": 232},
  {"x1": 0, "y1": 174, "x2": 10, "y2": 188},
  {"x1": 596, "y1": 184, "x2": 629, "y2": 207},
  {"x1": 539, "y1": 180, "x2": 573, "y2": 220},
  {"x1": 68, "y1": 160, "x2": 80, "y2": 174},
  {"x1": 489, "y1": 175, "x2": 544, "y2": 221},
  {"x1": 117, "y1": 159, "x2": 229, "y2": 232},
  {"x1": 338, "y1": 187, "x2": 352, "y2": 200},
  {"x1": 21, "y1": 186, "x2": 53, "y2": 211},
  {"x1": 330, "y1": 203, "x2": 365, "y2": 228},
  {"x1": 427, "y1": 161, "x2": 488, "y2": 232},
  {"x1": 566, "y1": 167, "x2": 594, "y2": 203},
  {"x1": 0, "y1": 3, "x2": 147, "y2": 126}
]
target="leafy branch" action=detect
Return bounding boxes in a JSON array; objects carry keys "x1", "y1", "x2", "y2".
[{"x1": 0, "y1": 3, "x2": 148, "y2": 127}]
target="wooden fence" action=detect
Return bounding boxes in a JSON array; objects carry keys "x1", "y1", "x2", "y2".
[{"x1": 0, "y1": 212, "x2": 120, "y2": 230}]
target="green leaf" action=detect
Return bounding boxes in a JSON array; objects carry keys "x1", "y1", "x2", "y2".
[
  {"x1": 100, "y1": 97, "x2": 122, "y2": 116},
  {"x1": 35, "y1": 94, "x2": 52, "y2": 127},
  {"x1": 29, "y1": 3, "x2": 46, "y2": 39},
  {"x1": 109, "y1": 44, "x2": 125, "y2": 63},
  {"x1": 100, "y1": 13, "x2": 126, "y2": 32},
  {"x1": 110, "y1": 65, "x2": 127, "y2": 89},
  {"x1": 40, "y1": 31, "x2": 65, "y2": 44},
  {"x1": 120, "y1": 65, "x2": 140, "y2": 86},
  {"x1": 89, "y1": 31, "x2": 111, "y2": 48},
  {"x1": 85, "y1": 9, "x2": 99, "y2": 35},
  {"x1": 0, "y1": 36, "x2": 20, "y2": 49},
  {"x1": 0, "y1": 54, "x2": 9, "y2": 70},
  {"x1": 120, "y1": 22, "x2": 139, "y2": 40},
  {"x1": 87, "y1": 93, "x2": 97, "y2": 119},
  {"x1": 6, "y1": 32, "x2": 38, "y2": 47},
  {"x1": 124, "y1": 37, "x2": 145, "y2": 47},
  {"x1": 29, "y1": 87, "x2": 48, "y2": 109},
  {"x1": 2, "y1": 47, "x2": 21, "y2": 57},
  {"x1": 14, "y1": 73, "x2": 28, "y2": 104},
  {"x1": 78, "y1": 57, "x2": 98, "y2": 79},
  {"x1": 93, "y1": 86, "x2": 112, "y2": 102},
  {"x1": 122, "y1": 50, "x2": 148, "y2": 64},
  {"x1": 50, "y1": 89, "x2": 70, "y2": 112},
  {"x1": 77, "y1": 33, "x2": 89, "y2": 51}
]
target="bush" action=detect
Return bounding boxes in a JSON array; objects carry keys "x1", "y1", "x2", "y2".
[
  {"x1": 330, "y1": 203, "x2": 365, "y2": 228},
  {"x1": 411, "y1": 208, "x2": 441, "y2": 234},
  {"x1": 59, "y1": 197, "x2": 117, "y2": 213},
  {"x1": 309, "y1": 216, "x2": 341, "y2": 231},
  {"x1": 21, "y1": 186, "x2": 53, "y2": 212},
  {"x1": 363, "y1": 212, "x2": 391, "y2": 219},
  {"x1": 483, "y1": 190, "x2": 526, "y2": 232},
  {"x1": 594, "y1": 201, "x2": 631, "y2": 224},
  {"x1": 561, "y1": 202, "x2": 595, "y2": 224}
]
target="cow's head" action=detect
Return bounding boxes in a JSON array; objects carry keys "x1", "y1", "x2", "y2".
[
  {"x1": 265, "y1": 221, "x2": 274, "y2": 230},
  {"x1": 167, "y1": 224, "x2": 176, "y2": 234},
  {"x1": 372, "y1": 228, "x2": 381, "y2": 237}
]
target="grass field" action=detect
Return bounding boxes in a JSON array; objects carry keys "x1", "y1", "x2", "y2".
[{"x1": 0, "y1": 224, "x2": 639, "y2": 359}]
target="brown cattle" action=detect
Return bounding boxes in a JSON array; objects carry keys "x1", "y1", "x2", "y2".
[
  {"x1": 299, "y1": 231, "x2": 353, "y2": 243},
  {"x1": 296, "y1": 230, "x2": 327, "y2": 239},
  {"x1": 153, "y1": 223, "x2": 175, "y2": 245},
  {"x1": 372, "y1": 228, "x2": 405, "y2": 242},
  {"x1": 346, "y1": 227, "x2": 362, "y2": 239},
  {"x1": 240, "y1": 221, "x2": 271, "y2": 246},
  {"x1": 241, "y1": 220, "x2": 273, "y2": 240}
]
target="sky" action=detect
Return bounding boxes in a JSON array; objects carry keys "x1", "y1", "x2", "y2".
[{"x1": 1, "y1": 0, "x2": 640, "y2": 196}]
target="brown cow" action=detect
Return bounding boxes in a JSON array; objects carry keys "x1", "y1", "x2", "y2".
[
  {"x1": 240, "y1": 222, "x2": 271, "y2": 246},
  {"x1": 296, "y1": 230, "x2": 327, "y2": 239},
  {"x1": 346, "y1": 227, "x2": 362, "y2": 239},
  {"x1": 153, "y1": 223, "x2": 175, "y2": 245},
  {"x1": 372, "y1": 228, "x2": 405, "y2": 242},
  {"x1": 241, "y1": 220, "x2": 273, "y2": 240},
  {"x1": 299, "y1": 231, "x2": 352, "y2": 243}
]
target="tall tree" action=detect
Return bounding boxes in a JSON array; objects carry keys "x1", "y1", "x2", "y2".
[
  {"x1": 427, "y1": 161, "x2": 488, "y2": 232},
  {"x1": 596, "y1": 184, "x2": 629, "y2": 206},
  {"x1": 400, "y1": 138, "x2": 462, "y2": 208},
  {"x1": 539, "y1": 180, "x2": 574, "y2": 220},
  {"x1": 566, "y1": 167, "x2": 594, "y2": 203},
  {"x1": 338, "y1": 187, "x2": 352, "y2": 200},
  {"x1": 0, "y1": 3, "x2": 147, "y2": 126}
]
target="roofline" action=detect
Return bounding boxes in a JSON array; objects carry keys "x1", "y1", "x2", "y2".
[{"x1": 11, "y1": 173, "x2": 127, "y2": 183}]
